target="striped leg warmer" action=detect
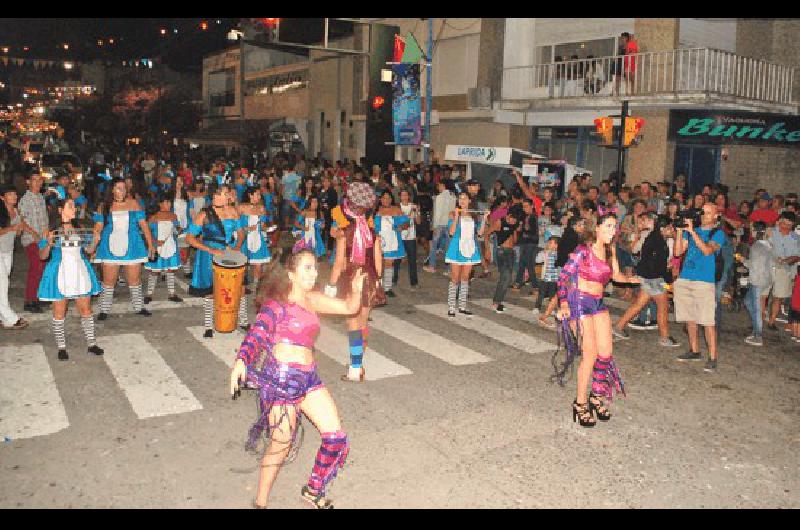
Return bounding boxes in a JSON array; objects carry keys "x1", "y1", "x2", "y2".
[
  {"x1": 166, "y1": 272, "x2": 176, "y2": 296},
  {"x1": 182, "y1": 252, "x2": 192, "y2": 274},
  {"x1": 100, "y1": 284, "x2": 114, "y2": 314},
  {"x1": 81, "y1": 316, "x2": 97, "y2": 347},
  {"x1": 129, "y1": 284, "x2": 143, "y2": 313},
  {"x1": 306, "y1": 431, "x2": 349, "y2": 496},
  {"x1": 238, "y1": 294, "x2": 248, "y2": 327},
  {"x1": 447, "y1": 281, "x2": 457, "y2": 312},
  {"x1": 146, "y1": 273, "x2": 157, "y2": 296},
  {"x1": 458, "y1": 281, "x2": 469, "y2": 311},
  {"x1": 348, "y1": 330, "x2": 363, "y2": 369},
  {"x1": 382, "y1": 266, "x2": 393, "y2": 293},
  {"x1": 53, "y1": 318, "x2": 66, "y2": 350},
  {"x1": 204, "y1": 297, "x2": 214, "y2": 330}
]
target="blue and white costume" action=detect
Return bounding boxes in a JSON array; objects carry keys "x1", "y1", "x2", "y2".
[
  {"x1": 144, "y1": 220, "x2": 181, "y2": 271},
  {"x1": 189, "y1": 195, "x2": 207, "y2": 221},
  {"x1": 241, "y1": 213, "x2": 272, "y2": 264},
  {"x1": 188, "y1": 217, "x2": 239, "y2": 297},
  {"x1": 375, "y1": 214, "x2": 409, "y2": 260},
  {"x1": 93, "y1": 210, "x2": 149, "y2": 264},
  {"x1": 38, "y1": 233, "x2": 102, "y2": 302},
  {"x1": 445, "y1": 217, "x2": 482, "y2": 265},
  {"x1": 297, "y1": 214, "x2": 326, "y2": 258},
  {"x1": 173, "y1": 196, "x2": 190, "y2": 231}
]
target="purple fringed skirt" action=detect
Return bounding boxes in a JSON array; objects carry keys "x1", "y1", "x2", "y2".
[
  {"x1": 551, "y1": 290, "x2": 611, "y2": 386},
  {"x1": 245, "y1": 358, "x2": 324, "y2": 459}
]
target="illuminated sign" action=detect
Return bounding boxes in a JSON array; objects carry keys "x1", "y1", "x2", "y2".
[{"x1": 669, "y1": 110, "x2": 800, "y2": 147}]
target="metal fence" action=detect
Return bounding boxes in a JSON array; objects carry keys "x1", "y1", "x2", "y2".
[{"x1": 502, "y1": 48, "x2": 795, "y2": 105}]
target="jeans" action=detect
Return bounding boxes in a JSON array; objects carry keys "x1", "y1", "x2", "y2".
[
  {"x1": 744, "y1": 284, "x2": 763, "y2": 338},
  {"x1": 24, "y1": 243, "x2": 44, "y2": 304},
  {"x1": 493, "y1": 248, "x2": 515, "y2": 304},
  {"x1": 393, "y1": 239, "x2": 418, "y2": 286},
  {"x1": 0, "y1": 251, "x2": 20, "y2": 326},
  {"x1": 515, "y1": 243, "x2": 539, "y2": 288},
  {"x1": 715, "y1": 268, "x2": 731, "y2": 330},
  {"x1": 427, "y1": 226, "x2": 449, "y2": 269},
  {"x1": 638, "y1": 299, "x2": 656, "y2": 323},
  {"x1": 535, "y1": 281, "x2": 557, "y2": 310}
]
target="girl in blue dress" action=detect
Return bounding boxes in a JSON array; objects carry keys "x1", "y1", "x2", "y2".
[
  {"x1": 144, "y1": 192, "x2": 183, "y2": 305},
  {"x1": 293, "y1": 196, "x2": 326, "y2": 259},
  {"x1": 89, "y1": 179, "x2": 156, "y2": 321},
  {"x1": 186, "y1": 184, "x2": 246, "y2": 338},
  {"x1": 239, "y1": 186, "x2": 272, "y2": 319},
  {"x1": 39, "y1": 198, "x2": 104, "y2": 360},
  {"x1": 185, "y1": 180, "x2": 208, "y2": 279},
  {"x1": 172, "y1": 176, "x2": 192, "y2": 275},
  {"x1": 445, "y1": 192, "x2": 490, "y2": 317},
  {"x1": 375, "y1": 191, "x2": 409, "y2": 298}
]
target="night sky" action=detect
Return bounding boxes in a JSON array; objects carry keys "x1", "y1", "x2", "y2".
[{"x1": 0, "y1": 18, "x2": 240, "y2": 71}]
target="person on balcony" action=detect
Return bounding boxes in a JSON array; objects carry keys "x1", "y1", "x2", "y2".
[{"x1": 622, "y1": 32, "x2": 639, "y2": 95}]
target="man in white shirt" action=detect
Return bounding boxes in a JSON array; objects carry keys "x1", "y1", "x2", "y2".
[
  {"x1": 423, "y1": 180, "x2": 455, "y2": 273},
  {"x1": 141, "y1": 154, "x2": 156, "y2": 186}
]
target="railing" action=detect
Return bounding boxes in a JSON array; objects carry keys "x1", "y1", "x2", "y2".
[{"x1": 502, "y1": 48, "x2": 795, "y2": 105}]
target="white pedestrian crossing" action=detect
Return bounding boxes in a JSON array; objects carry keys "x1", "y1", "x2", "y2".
[
  {"x1": 186, "y1": 326, "x2": 244, "y2": 368},
  {"x1": 369, "y1": 312, "x2": 491, "y2": 365},
  {"x1": 97, "y1": 333, "x2": 203, "y2": 419},
  {"x1": 0, "y1": 344, "x2": 69, "y2": 441},
  {"x1": 471, "y1": 299, "x2": 538, "y2": 323},
  {"x1": 315, "y1": 323, "x2": 413, "y2": 381},
  {"x1": 19, "y1": 297, "x2": 205, "y2": 324},
  {"x1": 415, "y1": 304, "x2": 557, "y2": 355}
]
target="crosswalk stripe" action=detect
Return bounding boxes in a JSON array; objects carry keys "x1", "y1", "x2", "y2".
[
  {"x1": 186, "y1": 326, "x2": 244, "y2": 367},
  {"x1": 415, "y1": 304, "x2": 557, "y2": 355},
  {"x1": 315, "y1": 323, "x2": 413, "y2": 381},
  {"x1": 471, "y1": 299, "x2": 539, "y2": 323},
  {"x1": 97, "y1": 333, "x2": 203, "y2": 419},
  {"x1": 0, "y1": 344, "x2": 70, "y2": 441},
  {"x1": 369, "y1": 312, "x2": 491, "y2": 365},
  {"x1": 20, "y1": 298, "x2": 205, "y2": 324},
  {"x1": 174, "y1": 277, "x2": 190, "y2": 293}
]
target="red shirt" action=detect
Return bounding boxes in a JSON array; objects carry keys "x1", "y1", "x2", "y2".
[
  {"x1": 749, "y1": 208, "x2": 780, "y2": 226},
  {"x1": 791, "y1": 273, "x2": 800, "y2": 312},
  {"x1": 177, "y1": 168, "x2": 193, "y2": 187},
  {"x1": 624, "y1": 40, "x2": 639, "y2": 71}
]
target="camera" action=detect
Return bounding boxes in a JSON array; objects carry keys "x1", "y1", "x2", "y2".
[{"x1": 674, "y1": 208, "x2": 703, "y2": 229}]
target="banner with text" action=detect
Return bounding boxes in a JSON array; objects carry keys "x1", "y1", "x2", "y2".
[
  {"x1": 392, "y1": 64, "x2": 422, "y2": 145},
  {"x1": 669, "y1": 109, "x2": 800, "y2": 147}
]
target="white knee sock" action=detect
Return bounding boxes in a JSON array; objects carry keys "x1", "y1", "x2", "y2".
[
  {"x1": 383, "y1": 267, "x2": 393, "y2": 292},
  {"x1": 166, "y1": 272, "x2": 176, "y2": 296},
  {"x1": 458, "y1": 281, "x2": 469, "y2": 311},
  {"x1": 53, "y1": 318, "x2": 66, "y2": 350},
  {"x1": 204, "y1": 297, "x2": 213, "y2": 330},
  {"x1": 447, "y1": 282, "x2": 457, "y2": 312},
  {"x1": 238, "y1": 294, "x2": 248, "y2": 327},
  {"x1": 81, "y1": 316, "x2": 96, "y2": 347},
  {"x1": 146, "y1": 274, "x2": 157, "y2": 296},
  {"x1": 100, "y1": 285, "x2": 114, "y2": 314},
  {"x1": 130, "y1": 284, "x2": 143, "y2": 312}
]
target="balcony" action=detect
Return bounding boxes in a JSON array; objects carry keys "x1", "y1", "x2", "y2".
[{"x1": 501, "y1": 48, "x2": 797, "y2": 114}]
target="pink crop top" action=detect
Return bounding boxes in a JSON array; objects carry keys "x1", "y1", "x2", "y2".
[
  {"x1": 557, "y1": 245, "x2": 612, "y2": 302},
  {"x1": 237, "y1": 300, "x2": 320, "y2": 367}
]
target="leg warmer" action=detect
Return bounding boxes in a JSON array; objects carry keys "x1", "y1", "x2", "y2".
[{"x1": 306, "y1": 431, "x2": 349, "y2": 496}]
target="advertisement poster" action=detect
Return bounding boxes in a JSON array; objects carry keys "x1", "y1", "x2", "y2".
[
  {"x1": 392, "y1": 64, "x2": 422, "y2": 145},
  {"x1": 668, "y1": 109, "x2": 800, "y2": 147}
]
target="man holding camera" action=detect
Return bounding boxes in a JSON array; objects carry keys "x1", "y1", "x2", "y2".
[{"x1": 673, "y1": 203, "x2": 726, "y2": 372}]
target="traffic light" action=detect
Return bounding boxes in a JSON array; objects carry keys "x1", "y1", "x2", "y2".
[
  {"x1": 594, "y1": 116, "x2": 614, "y2": 146},
  {"x1": 623, "y1": 117, "x2": 645, "y2": 147}
]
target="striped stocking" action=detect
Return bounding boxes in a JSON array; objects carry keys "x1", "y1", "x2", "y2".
[
  {"x1": 238, "y1": 294, "x2": 248, "y2": 327},
  {"x1": 203, "y1": 297, "x2": 214, "y2": 331},
  {"x1": 382, "y1": 267, "x2": 393, "y2": 293},
  {"x1": 100, "y1": 284, "x2": 114, "y2": 314},
  {"x1": 348, "y1": 330, "x2": 363, "y2": 369},
  {"x1": 182, "y1": 253, "x2": 192, "y2": 274},
  {"x1": 447, "y1": 281, "x2": 457, "y2": 312},
  {"x1": 458, "y1": 281, "x2": 469, "y2": 311},
  {"x1": 129, "y1": 284, "x2": 143, "y2": 312},
  {"x1": 165, "y1": 272, "x2": 176, "y2": 296},
  {"x1": 81, "y1": 316, "x2": 96, "y2": 347},
  {"x1": 146, "y1": 273, "x2": 157, "y2": 296},
  {"x1": 53, "y1": 318, "x2": 66, "y2": 350},
  {"x1": 306, "y1": 431, "x2": 349, "y2": 496}
]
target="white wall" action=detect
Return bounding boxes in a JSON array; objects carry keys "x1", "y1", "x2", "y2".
[
  {"x1": 533, "y1": 18, "x2": 634, "y2": 47},
  {"x1": 432, "y1": 34, "x2": 480, "y2": 95},
  {"x1": 679, "y1": 18, "x2": 737, "y2": 52}
]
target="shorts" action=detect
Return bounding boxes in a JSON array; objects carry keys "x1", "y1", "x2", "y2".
[
  {"x1": 789, "y1": 308, "x2": 800, "y2": 324},
  {"x1": 567, "y1": 290, "x2": 608, "y2": 320},
  {"x1": 673, "y1": 278, "x2": 716, "y2": 327},
  {"x1": 772, "y1": 267, "x2": 794, "y2": 299},
  {"x1": 640, "y1": 277, "x2": 666, "y2": 297}
]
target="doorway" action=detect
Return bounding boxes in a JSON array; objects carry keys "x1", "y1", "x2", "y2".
[{"x1": 674, "y1": 145, "x2": 720, "y2": 196}]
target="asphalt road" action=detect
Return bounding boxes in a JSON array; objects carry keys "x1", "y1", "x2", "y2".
[{"x1": 1, "y1": 246, "x2": 799, "y2": 508}]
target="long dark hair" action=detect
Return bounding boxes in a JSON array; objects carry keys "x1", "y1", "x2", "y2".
[
  {"x1": 254, "y1": 248, "x2": 315, "y2": 307},
  {"x1": 100, "y1": 178, "x2": 129, "y2": 220},
  {"x1": 0, "y1": 185, "x2": 14, "y2": 229},
  {"x1": 201, "y1": 183, "x2": 229, "y2": 229},
  {"x1": 244, "y1": 186, "x2": 262, "y2": 205},
  {"x1": 584, "y1": 212, "x2": 618, "y2": 264}
]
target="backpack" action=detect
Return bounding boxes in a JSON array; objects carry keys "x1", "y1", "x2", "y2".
[{"x1": 703, "y1": 226, "x2": 725, "y2": 283}]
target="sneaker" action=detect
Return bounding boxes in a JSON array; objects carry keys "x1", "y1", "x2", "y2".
[
  {"x1": 744, "y1": 335, "x2": 763, "y2": 346},
  {"x1": 143, "y1": 296, "x2": 152, "y2": 305},
  {"x1": 531, "y1": 308, "x2": 540, "y2": 316},
  {"x1": 168, "y1": 295, "x2": 183, "y2": 303},
  {"x1": 703, "y1": 358, "x2": 718, "y2": 372},
  {"x1": 628, "y1": 319, "x2": 656, "y2": 330},
  {"x1": 57, "y1": 349, "x2": 69, "y2": 361},
  {"x1": 137, "y1": 309, "x2": 152, "y2": 317},
  {"x1": 676, "y1": 351, "x2": 703, "y2": 362},
  {"x1": 203, "y1": 329, "x2": 214, "y2": 338},
  {"x1": 96, "y1": 313, "x2": 108, "y2": 321},
  {"x1": 775, "y1": 315, "x2": 788, "y2": 324},
  {"x1": 458, "y1": 309, "x2": 473, "y2": 317},
  {"x1": 87, "y1": 345, "x2": 104, "y2": 356},
  {"x1": 659, "y1": 336, "x2": 680, "y2": 348},
  {"x1": 495, "y1": 304, "x2": 505, "y2": 314},
  {"x1": 511, "y1": 284, "x2": 521, "y2": 291},
  {"x1": 442, "y1": 271, "x2": 450, "y2": 277},
  {"x1": 447, "y1": 310, "x2": 456, "y2": 318},
  {"x1": 612, "y1": 328, "x2": 630, "y2": 340},
  {"x1": 386, "y1": 290, "x2": 397, "y2": 298}
]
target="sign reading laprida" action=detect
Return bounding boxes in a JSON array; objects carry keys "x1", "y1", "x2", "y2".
[{"x1": 668, "y1": 110, "x2": 800, "y2": 147}]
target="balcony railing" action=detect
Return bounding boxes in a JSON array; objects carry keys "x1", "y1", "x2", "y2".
[{"x1": 502, "y1": 48, "x2": 795, "y2": 106}]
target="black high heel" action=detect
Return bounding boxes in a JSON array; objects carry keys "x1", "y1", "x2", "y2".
[
  {"x1": 572, "y1": 400, "x2": 596, "y2": 428},
  {"x1": 588, "y1": 393, "x2": 612, "y2": 421}
]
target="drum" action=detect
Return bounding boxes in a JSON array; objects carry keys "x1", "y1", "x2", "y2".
[{"x1": 212, "y1": 249, "x2": 247, "y2": 333}]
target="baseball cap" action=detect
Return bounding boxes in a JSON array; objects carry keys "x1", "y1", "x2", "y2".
[{"x1": 759, "y1": 192, "x2": 772, "y2": 201}]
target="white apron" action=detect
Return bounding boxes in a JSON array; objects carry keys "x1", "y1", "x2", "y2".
[
  {"x1": 459, "y1": 218, "x2": 476, "y2": 258},
  {"x1": 157, "y1": 221, "x2": 177, "y2": 259},
  {"x1": 380, "y1": 216, "x2": 399, "y2": 253},
  {"x1": 58, "y1": 245, "x2": 92, "y2": 297},
  {"x1": 109, "y1": 211, "x2": 129, "y2": 257},
  {"x1": 174, "y1": 198, "x2": 189, "y2": 229},
  {"x1": 247, "y1": 215, "x2": 262, "y2": 253}
]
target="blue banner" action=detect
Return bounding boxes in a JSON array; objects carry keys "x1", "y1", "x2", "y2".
[{"x1": 392, "y1": 64, "x2": 421, "y2": 145}]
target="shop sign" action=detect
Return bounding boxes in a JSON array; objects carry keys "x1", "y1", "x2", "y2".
[
  {"x1": 445, "y1": 145, "x2": 513, "y2": 165},
  {"x1": 669, "y1": 109, "x2": 800, "y2": 147}
]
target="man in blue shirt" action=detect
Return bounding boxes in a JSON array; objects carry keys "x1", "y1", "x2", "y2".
[
  {"x1": 673, "y1": 203, "x2": 726, "y2": 371},
  {"x1": 280, "y1": 164, "x2": 301, "y2": 228}
]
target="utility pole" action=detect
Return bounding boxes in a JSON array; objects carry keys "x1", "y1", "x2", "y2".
[
  {"x1": 616, "y1": 100, "x2": 628, "y2": 188},
  {"x1": 424, "y1": 18, "x2": 433, "y2": 166},
  {"x1": 239, "y1": 34, "x2": 246, "y2": 164}
]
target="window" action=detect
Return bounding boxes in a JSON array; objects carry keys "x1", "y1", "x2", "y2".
[
  {"x1": 551, "y1": 37, "x2": 616, "y2": 62},
  {"x1": 208, "y1": 68, "x2": 236, "y2": 108}
]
